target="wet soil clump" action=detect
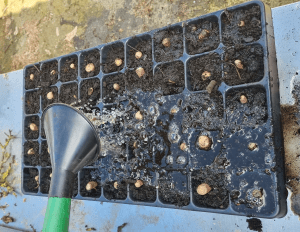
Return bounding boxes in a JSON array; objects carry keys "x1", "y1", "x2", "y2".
[
  {"x1": 80, "y1": 78, "x2": 100, "y2": 105},
  {"x1": 40, "y1": 141, "x2": 51, "y2": 167},
  {"x1": 223, "y1": 45, "x2": 264, "y2": 86},
  {"x1": 40, "y1": 61, "x2": 58, "y2": 87},
  {"x1": 129, "y1": 184, "x2": 156, "y2": 202},
  {"x1": 25, "y1": 91, "x2": 40, "y2": 114},
  {"x1": 246, "y1": 218, "x2": 262, "y2": 232},
  {"x1": 103, "y1": 181, "x2": 127, "y2": 200},
  {"x1": 25, "y1": 65, "x2": 40, "y2": 90},
  {"x1": 154, "y1": 27, "x2": 183, "y2": 62},
  {"x1": 80, "y1": 169, "x2": 101, "y2": 198},
  {"x1": 25, "y1": 116, "x2": 39, "y2": 140},
  {"x1": 60, "y1": 56, "x2": 78, "y2": 82},
  {"x1": 222, "y1": 5, "x2": 262, "y2": 46},
  {"x1": 103, "y1": 44, "x2": 124, "y2": 73},
  {"x1": 103, "y1": 74, "x2": 125, "y2": 103},
  {"x1": 188, "y1": 53, "x2": 222, "y2": 91},
  {"x1": 81, "y1": 49, "x2": 100, "y2": 78},
  {"x1": 154, "y1": 61, "x2": 185, "y2": 96},
  {"x1": 59, "y1": 83, "x2": 78, "y2": 105},
  {"x1": 186, "y1": 18, "x2": 219, "y2": 55},
  {"x1": 41, "y1": 86, "x2": 58, "y2": 110},
  {"x1": 24, "y1": 141, "x2": 39, "y2": 166},
  {"x1": 127, "y1": 36, "x2": 153, "y2": 69}
]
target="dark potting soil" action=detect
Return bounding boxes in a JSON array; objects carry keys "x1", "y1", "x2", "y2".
[
  {"x1": 40, "y1": 61, "x2": 58, "y2": 87},
  {"x1": 103, "y1": 181, "x2": 127, "y2": 200},
  {"x1": 221, "y1": 5, "x2": 262, "y2": 46},
  {"x1": 129, "y1": 184, "x2": 156, "y2": 202},
  {"x1": 158, "y1": 180, "x2": 190, "y2": 207},
  {"x1": 102, "y1": 44, "x2": 125, "y2": 74},
  {"x1": 80, "y1": 169, "x2": 101, "y2": 198},
  {"x1": 125, "y1": 68, "x2": 154, "y2": 92},
  {"x1": 153, "y1": 61, "x2": 185, "y2": 96},
  {"x1": 25, "y1": 116, "x2": 39, "y2": 140},
  {"x1": 25, "y1": 91, "x2": 40, "y2": 114},
  {"x1": 188, "y1": 53, "x2": 222, "y2": 92},
  {"x1": 60, "y1": 56, "x2": 78, "y2": 82},
  {"x1": 59, "y1": 83, "x2": 78, "y2": 105},
  {"x1": 226, "y1": 87, "x2": 267, "y2": 126},
  {"x1": 182, "y1": 92, "x2": 224, "y2": 131},
  {"x1": 40, "y1": 141, "x2": 51, "y2": 167},
  {"x1": 186, "y1": 18, "x2": 220, "y2": 55},
  {"x1": 80, "y1": 78, "x2": 100, "y2": 105},
  {"x1": 40, "y1": 168, "x2": 52, "y2": 194},
  {"x1": 246, "y1": 218, "x2": 262, "y2": 232},
  {"x1": 80, "y1": 49, "x2": 100, "y2": 78},
  {"x1": 103, "y1": 74, "x2": 125, "y2": 103},
  {"x1": 192, "y1": 168, "x2": 229, "y2": 209},
  {"x1": 223, "y1": 44, "x2": 264, "y2": 86},
  {"x1": 25, "y1": 65, "x2": 40, "y2": 90},
  {"x1": 127, "y1": 37, "x2": 153, "y2": 69},
  {"x1": 25, "y1": 168, "x2": 38, "y2": 192},
  {"x1": 154, "y1": 27, "x2": 183, "y2": 62},
  {"x1": 24, "y1": 141, "x2": 39, "y2": 166},
  {"x1": 41, "y1": 86, "x2": 58, "y2": 110}
]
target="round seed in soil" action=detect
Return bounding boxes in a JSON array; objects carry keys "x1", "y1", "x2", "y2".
[
  {"x1": 180, "y1": 143, "x2": 187, "y2": 151},
  {"x1": 47, "y1": 147, "x2": 50, "y2": 153},
  {"x1": 30, "y1": 123, "x2": 38, "y2": 131},
  {"x1": 27, "y1": 148, "x2": 35, "y2": 155},
  {"x1": 252, "y1": 189, "x2": 263, "y2": 198},
  {"x1": 238, "y1": 21, "x2": 245, "y2": 27},
  {"x1": 35, "y1": 176, "x2": 39, "y2": 182},
  {"x1": 135, "y1": 111, "x2": 143, "y2": 120},
  {"x1": 162, "y1": 38, "x2": 171, "y2": 47},
  {"x1": 30, "y1": 74, "x2": 34, "y2": 80},
  {"x1": 202, "y1": 71, "x2": 211, "y2": 81},
  {"x1": 113, "y1": 181, "x2": 118, "y2": 189},
  {"x1": 113, "y1": 83, "x2": 120, "y2": 91},
  {"x1": 248, "y1": 143, "x2": 258, "y2": 151},
  {"x1": 234, "y1": 60, "x2": 243, "y2": 69},
  {"x1": 133, "y1": 141, "x2": 138, "y2": 149},
  {"x1": 198, "y1": 135, "x2": 212, "y2": 150},
  {"x1": 171, "y1": 108, "x2": 178, "y2": 114},
  {"x1": 240, "y1": 95, "x2": 248, "y2": 104},
  {"x1": 47, "y1": 91, "x2": 54, "y2": 100},
  {"x1": 88, "y1": 87, "x2": 93, "y2": 96},
  {"x1": 70, "y1": 63, "x2": 75, "y2": 69},
  {"x1": 135, "y1": 180, "x2": 143, "y2": 188},
  {"x1": 86, "y1": 181, "x2": 98, "y2": 191},
  {"x1": 135, "y1": 51, "x2": 142, "y2": 59},
  {"x1": 115, "y1": 58, "x2": 123, "y2": 67},
  {"x1": 197, "y1": 183, "x2": 211, "y2": 195},
  {"x1": 85, "y1": 63, "x2": 95, "y2": 73},
  {"x1": 198, "y1": 29, "x2": 210, "y2": 40},
  {"x1": 136, "y1": 67, "x2": 145, "y2": 78},
  {"x1": 50, "y1": 70, "x2": 56, "y2": 75}
]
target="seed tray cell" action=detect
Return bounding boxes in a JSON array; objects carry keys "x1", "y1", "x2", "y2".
[{"x1": 22, "y1": 1, "x2": 286, "y2": 218}]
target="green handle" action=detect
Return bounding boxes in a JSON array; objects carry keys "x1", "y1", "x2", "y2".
[{"x1": 43, "y1": 197, "x2": 71, "y2": 232}]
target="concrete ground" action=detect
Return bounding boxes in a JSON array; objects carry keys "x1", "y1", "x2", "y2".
[{"x1": 0, "y1": 0, "x2": 298, "y2": 74}]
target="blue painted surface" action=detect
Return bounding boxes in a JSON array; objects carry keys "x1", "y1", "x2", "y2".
[{"x1": 1, "y1": 2, "x2": 300, "y2": 231}]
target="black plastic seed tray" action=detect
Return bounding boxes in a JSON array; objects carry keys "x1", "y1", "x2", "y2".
[{"x1": 22, "y1": 1, "x2": 286, "y2": 218}]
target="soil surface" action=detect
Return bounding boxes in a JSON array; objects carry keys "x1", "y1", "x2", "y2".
[
  {"x1": 103, "y1": 74, "x2": 125, "y2": 103},
  {"x1": 226, "y1": 87, "x2": 267, "y2": 126},
  {"x1": 192, "y1": 168, "x2": 229, "y2": 209},
  {"x1": 102, "y1": 44, "x2": 124, "y2": 73},
  {"x1": 103, "y1": 181, "x2": 127, "y2": 200},
  {"x1": 24, "y1": 141, "x2": 39, "y2": 166},
  {"x1": 25, "y1": 168, "x2": 39, "y2": 193},
  {"x1": 223, "y1": 44, "x2": 264, "y2": 86},
  {"x1": 60, "y1": 56, "x2": 78, "y2": 82},
  {"x1": 25, "y1": 66, "x2": 40, "y2": 90},
  {"x1": 40, "y1": 141, "x2": 51, "y2": 167},
  {"x1": 40, "y1": 61, "x2": 58, "y2": 87},
  {"x1": 40, "y1": 168, "x2": 52, "y2": 194},
  {"x1": 125, "y1": 69, "x2": 154, "y2": 92},
  {"x1": 25, "y1": 91, "x2": 40, "y2": 114},
  {"x1": 25, "y1": 116, "x2": 39, "y2": 140},
  {"x1": 188, "y1": 53, "x2": 222, "y2": 91},
  {"x1": 80, "y1": 169, "x2": 101, "y2": 198},
  {"x1": 59, "y1": 83, "x2": 78, "y2": 104},
  {"x1": 129, "y1": 184, "x2": 156, "y2": 202},
  {"x1": 41, "y1": 86, "x2": 58, "y2": 110},
  {"x1": 154, "y1": 26, "x2": 183, "y2": 62},
  {"x1": 127, "y1": 36, "x2": 153, "y2": 69},
  {"x1": 153, "y1": 61, "x2": 185, "y2": 95},
  {"x1": 186, "y1": 17, "x2": 219, "y2": 55},
  {"x1": 80, "y1": 78, "x2": 100, "y2": 105},
  {"x1": 222, "y1": 5, "x2": 262, "y2": 46},
  {"x1": 80, "y1": 49, "x2": 100, "y2": 78}
]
